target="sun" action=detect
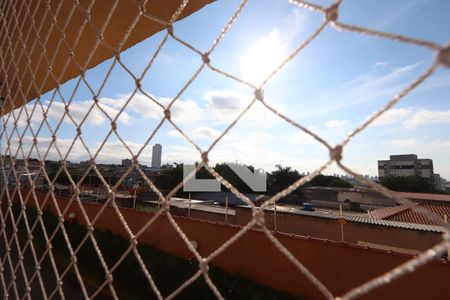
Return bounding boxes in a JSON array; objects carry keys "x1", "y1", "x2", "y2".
[{"x1": 241, "y1": 29, "x2": 286, "y2": 85}]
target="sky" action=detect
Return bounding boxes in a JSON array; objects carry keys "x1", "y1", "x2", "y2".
[{"x1": 2, "y1": 0, "x2": 450, "y2": 179}]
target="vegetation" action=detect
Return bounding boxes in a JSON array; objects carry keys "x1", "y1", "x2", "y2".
[
  {"x1": 157, "y1": 163, "x2": 353, "y2": 198},
  {"x1": 308, "y1": 175, "x2": 353, "y2": 188},
  {"x1": 379, "y1": 175, "x2": 437, "y2": 193},
  {"x1": 267, "y1": 165, "x2": 303, "y2": 196},
  {"x1": 157, "y1": 162, "x2": 263, "y2": 196},
  {"x1": 16, "y1": 205, "x2": 299, "y2": 299}
]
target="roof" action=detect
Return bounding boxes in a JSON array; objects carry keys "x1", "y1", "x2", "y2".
[
  {"x1": 236, "y1": 205, "x2": 446, "y2": 233},
  {"x1": 370, "y1": 201, "x2": 450, "y2": 226},
  {"x1": 395, "y1": 192, "x2": 450, "y2": 202},
  {"x1": 368, "y1": 205, "x2": 413, "y2": 219},
  {"x1": 190, "y1": 192, "x2": 265, "y2": 206},
  {"x1": 386, "y1": 203, "x2": 450, "y2": 226},
  {"x1": 1, "y1": 0, "x2": 214, "y2": 114}
]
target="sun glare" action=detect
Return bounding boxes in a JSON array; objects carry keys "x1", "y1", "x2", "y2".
[{"x1": 241, "y1": 29, "x2": 286, "y2": 85}]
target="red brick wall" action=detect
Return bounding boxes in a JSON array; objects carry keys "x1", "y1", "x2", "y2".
[{"x1": 4, "y1": 190, "x2": 450, "y2": 299}]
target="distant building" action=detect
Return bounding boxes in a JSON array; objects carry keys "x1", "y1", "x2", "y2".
[
  {"x1": 151, "y1": 144, "x2": 162, "y2": 169},
  {"x1": 378, "y1": 154, "x2": 434, "y2": 180},
  {"x1": 122, "y1": 159, "x2": 132, "y2": 167}
]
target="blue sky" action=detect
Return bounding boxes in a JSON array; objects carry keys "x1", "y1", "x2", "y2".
[{"x1": 4, "y1": 0, "x2": 450, "y2": 178}]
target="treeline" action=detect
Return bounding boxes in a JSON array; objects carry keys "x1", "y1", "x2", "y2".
[
  {"x1": 157, "y1": 163, "x2": 353, "y2": 196},
  {"x1": 378, "y1": 175, "x2": 442, "y2": 194}
]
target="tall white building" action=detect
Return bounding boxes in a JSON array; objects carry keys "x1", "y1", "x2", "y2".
[
  {"x1": 378, "y1": 154, "x2": 434, "y2": 180},
  {"x1": 151, "y1": 144, "x2": 162, "y2": 169}
]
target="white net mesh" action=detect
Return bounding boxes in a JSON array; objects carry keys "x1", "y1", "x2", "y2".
[{"x1": 1, "y1": 0, "x2": 450, "y2": 299}]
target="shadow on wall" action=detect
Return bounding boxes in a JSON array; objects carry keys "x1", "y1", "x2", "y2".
[{"x1": 5, "y1": 190, "x2": 450, "y2": 300}]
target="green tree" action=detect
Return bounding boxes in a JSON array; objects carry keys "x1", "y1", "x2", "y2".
[
  {"x1": 379, "y1": 176, "x2": 436, "y2": 193},
  {"x1": 267, "y1": 165, "x2": 303, "y2": 196},
  {"x1": 308, "y1": 175, "x2": 353, "y2": 188}
]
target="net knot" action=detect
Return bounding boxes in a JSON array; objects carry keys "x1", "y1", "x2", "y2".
[
  {"x1": 76, "y1": 127, "x2": 82, "y2": 136},
  {"x1": 105, "y1": 273, "x2": 114, "y2": 283},
  {"x1": 330, "y1": 144, "x2": 343, "y2": 161},
  {"x1": 111, "y1": 121, "x2": 117, "y2": 130},
  {"x1": 135, "y1": 78, "x2": 141, "y2": 88},
  {"x1": 437, "y1": 45, "x2": 450, "y2": 67},
  {"x1": 162, "y1": 200, "x2": 170, "y2": 211},
  {"x1": 132, "y1": 155, "x2": 139, "y2": 166},
  {"x1": 164, "y1": 108, "x2": 171, "y2": 119},
  {"x1": 253, "y1": 208, "x2": 265, "y2": 226},
  {"x1": 255, "y1": 88, "x2": 264, "y2": 101},
  {"x1": 199, "y1": 258, "x2": 209, "y2": 273},
  {"x1": 107, "y1": 191, "x2": 115, "y2": 200},
  {"x1": 130, "y1": 235, "x2": 138, "y2": 246},
  {"x1": 114, "y1": 50, "x2": 121, "y2": 60},
  {"x1": 201, "y1": 151, "x2": 209, "y2": 164},
  {"x1": 325, "y1": 3, "x2": 339, "y2": 22},
  {"x1": 167, "y1": 24, "x2": 174, "y2": 36},
  {"x1": 87, "y1": 224, "x2": 95, "y2": 233},
  {"x1": 202, "y1": 52, "x2": 210, "y2": 64},
  {"x1": 138, "y1": 2, "x2": 147, "y2": 14}
]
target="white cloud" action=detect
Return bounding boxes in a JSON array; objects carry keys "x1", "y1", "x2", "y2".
[
  {"x1": 403, "y1": 109, "x2": 450, "y2": 129},
  {"x1": 166, "y1": 129, "x2": 183, "y2": 139},
  {"x1": 289, "y1": 130, "x2": 315, "y2": 145},
  {"x1": 372, "y1": 61, "x2": 390, "y2": 69},
  {"x1": 300, "y1": 62, "x2": 422, "y2": 118},
  {"x1": 7, "y1": 135, "x2": 152, "y2": 164},
  {"x1": 370, "y1": 107, "x2": 450, "y2": 129},
  {"x1": 388, "y1": 138, "x2": 418, "y2": 147},
  {"x1": 5, "y1": 98, "x2": 131, "y2": 130},
  {"x1": 371, "y1": 107, "x2": 412, "y2": 126},
  {"x1": 325, "y1": 120, "x2": 350, "y2": 128},
  {"x1": 192, "y1": 126, "x2": 221, "y2": 140}
]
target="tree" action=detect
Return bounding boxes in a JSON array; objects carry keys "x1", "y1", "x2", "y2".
[
  {"x1": 267, "y1": 165, "x2": 303, "y2": 196},
  {"x1": 156, "y1": 163, "x2": 213, "y2": 195},
  {"x1": 379, "y1": 176, "x2": 436, "y2": 193},
  {"x1": 308, "y1": 175, "x2": 353, "y2": 188}
]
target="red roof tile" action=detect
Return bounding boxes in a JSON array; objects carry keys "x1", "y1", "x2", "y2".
[
  {"x1": 369, "y1": 205, "x2": 412, "y2": 219},
  {"x1": 385, "y1": 202, "x2": 450, "y2": 226},
  {"x1": 395, "y1": 192, "x2": 450, "y2": 202}
]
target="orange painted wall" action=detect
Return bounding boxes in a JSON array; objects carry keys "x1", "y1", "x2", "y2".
[{"x1": 4, "y1": 190, "x2": 450, "y2": 299}]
